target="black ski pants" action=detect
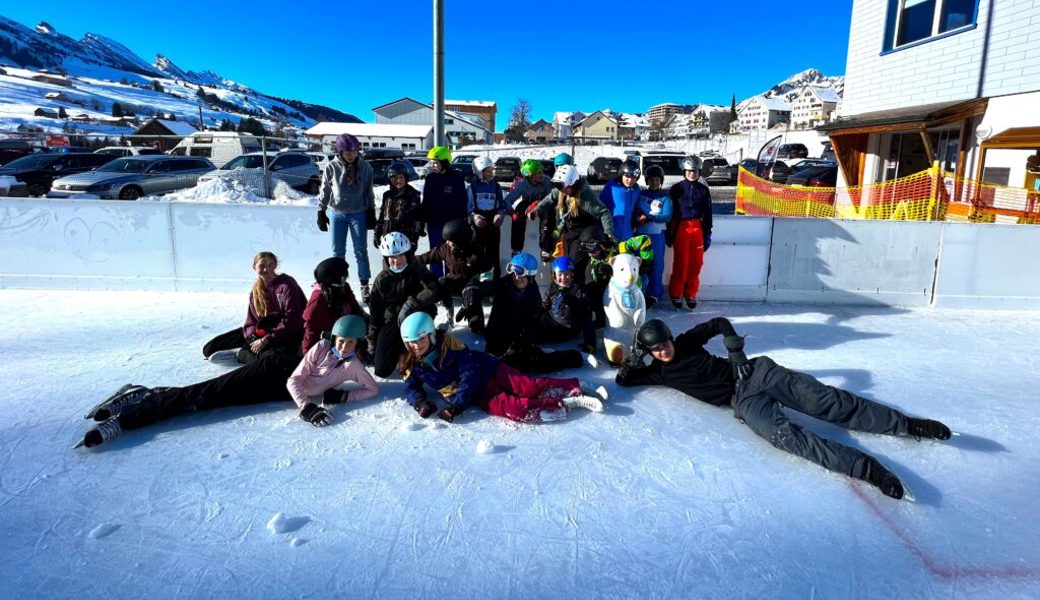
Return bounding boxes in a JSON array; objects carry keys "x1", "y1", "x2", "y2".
[
  {"x1": 202, "y1": 328, "x2": 244, "y2": 357},
  {"x1": 372, "y1": 323, "x2": 405, "y2": 379},
  {"x1": 733, "y1": 356, "x2": 910, "y2": 479},
  {"x1": 117, "y1": 352, "x2": 299, "y2": 430}
]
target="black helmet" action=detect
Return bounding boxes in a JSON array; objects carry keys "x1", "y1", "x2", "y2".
[
  {"x1": 644, "y1": 165, "x2": 664, "y2": 181},
  {"x1": 619, "y1": 160, "x2": 641, "y2": 180},
  {"x1": 387, "y1": 160, "x2": 410, "y2": 180},
  {"x1": 314, "y1": 257, "x2": 348, "y2": 287},
  {"x1": 442, "y1": 219, "x2": 474, "y2": 245},
  {"x1": 636, "y1": 319, "x2": 672, "y2": 348}
]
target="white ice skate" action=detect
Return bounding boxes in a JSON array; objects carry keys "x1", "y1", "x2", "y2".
[{"x1": 564, "y1": 395, "x2": 604, "y2": 413}]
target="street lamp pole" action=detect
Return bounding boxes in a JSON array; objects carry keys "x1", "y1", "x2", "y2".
[{"x1": 433, "y1": 0, "x2": 445, "y2": 147}]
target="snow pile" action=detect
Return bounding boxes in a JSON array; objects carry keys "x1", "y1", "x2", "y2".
[{"x1": 146, "y1": 171, "x2": 317, "y2": 206}]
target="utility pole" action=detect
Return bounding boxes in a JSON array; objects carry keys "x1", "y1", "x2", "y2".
[{"x1": 433, "y1": 0, "x2": 445, "y2": 147}]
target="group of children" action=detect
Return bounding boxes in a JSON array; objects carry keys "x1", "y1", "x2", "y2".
[{"x1": 74, "y1": 136, "x2": 956, "y2": 501}]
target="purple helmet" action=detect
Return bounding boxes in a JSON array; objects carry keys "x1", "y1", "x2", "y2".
[{"x1": 334, "y1": 133, "x2": 360, "y2": 153}]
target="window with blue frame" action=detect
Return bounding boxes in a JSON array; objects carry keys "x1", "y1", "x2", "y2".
[{"x1": 884, "y1": 0, "x2": 980, "y2": 52}]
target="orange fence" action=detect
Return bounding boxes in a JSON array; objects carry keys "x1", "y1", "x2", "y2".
[{"x1": 735, "y1": 167, "x2": 1040, "y2": 224}]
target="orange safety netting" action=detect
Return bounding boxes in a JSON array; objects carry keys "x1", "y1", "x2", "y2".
[{"x1": 736, "y1": 167, "x2": 1040, "y2": 224}]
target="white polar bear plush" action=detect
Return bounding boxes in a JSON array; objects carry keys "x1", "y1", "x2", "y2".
[{"x1": 602, "y1": 252, "x2": 646, "y2": 366}]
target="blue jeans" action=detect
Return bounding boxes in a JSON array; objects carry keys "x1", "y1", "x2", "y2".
[
  {"x1": 645, "y1": 232, "x2": 666, "y2": 300},
  {"x1": 330, "y1": 210, "x2": 371, "y2": 282}
]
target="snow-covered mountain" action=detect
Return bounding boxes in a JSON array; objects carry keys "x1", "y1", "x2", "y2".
[
  {"x1": 0, "y1": 15, "x2": 360, "y2": 135},
  {"x1": 761, "y1": 68, "x2": 844, "y2": 104}
]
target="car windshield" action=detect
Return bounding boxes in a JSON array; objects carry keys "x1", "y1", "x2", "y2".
[
  {"x1": 222, "y1": 155, "x2": 270, "y2": 170},
  {"x1": 97, "y1": 159, "x2": 150, "y2": 173},
  {"x1": 643, "y1": 156, "x2": 684, "y2": 175},
  {"x1": 2, "y1": 154, "x2": 57, "y2": 169}
]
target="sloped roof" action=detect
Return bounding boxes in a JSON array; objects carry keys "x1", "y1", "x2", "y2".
[
  {"x1": 445, "y1": 100, "x2": 497, "y2": 108},
  {"x1": 371, "y1": 97, "x2": 492, "y2": 134},
  {"x1": 805, "y1": 86, "x2": 840, "y2": 103},
  {"x1": 305, "y1": 122, "x2": 433, "y2": 138},
  {"x1": 154, "y1": 119, "x2": 197, "y2": 136}
]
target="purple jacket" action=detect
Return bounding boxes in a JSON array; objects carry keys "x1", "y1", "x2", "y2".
[{"x1": 243, "y1": 273, "x2": 307, "y2": 349}]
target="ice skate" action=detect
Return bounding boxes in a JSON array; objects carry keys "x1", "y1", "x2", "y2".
[
  {"x1": 207, "y1": 349, "x2": 241, "y2": 367},
  {"x1": 564, "y1": 395, "x2": 604, "y2": 413},
  {"x1": 74, "y1": 417, "x2": 123, "y2": 449},
  {"x1": 861, "y1": 457, "x2": 906, "y2": 500},
  {"x1": 579, "y1": 381, "x2": 609, "y2": 402},
  {"x1": 84, "y1": 384, "x2": 151, "y2": 421}
]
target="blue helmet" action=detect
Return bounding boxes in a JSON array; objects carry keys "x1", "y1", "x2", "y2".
[
  {"x1": 553, "y1": 152, "x2": 574, "y2": 167},
  {"x1": 331, "y1": 315, "x2": 366, "y2": 339},
  {"x1": 506, "y1": 252, "x2": 539, "y2": 277},
  {"x1": 400, "y1": 311, "x2": 436, "y2": 343},
  {"x1": 551, "y1": 256, "x2": 574, "y2": 273}
]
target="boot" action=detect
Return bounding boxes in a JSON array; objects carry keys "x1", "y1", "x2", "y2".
[
  {"x1": 563, "y1": 395, "x2": 604, "y2": 413},
  {"x1": 75, "y1": 417, "x2": 123, "y2": 449},
  {"x1": 671, "y1": 297, "x2": 683, "y2": 309},
  {"x1": 861, "y1": 457, "x2": 905, "y2": 500},
  {"x1": 579, "y1": 381, "x2": 609, "y2": 402},
  {"x1": 907, "y1": 418, "x2": 951, "y2": 440},
  {"x1": 686, "y1": 298, "x2": 697, "y2": 310},
  {"x1": 85, "y1": 384, "x2": 152, "y2": 421},
  {"x1": 360, "y1": 282, "x2": 372, "y2": 305}
]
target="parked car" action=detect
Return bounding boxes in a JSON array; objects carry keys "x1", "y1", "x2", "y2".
[
  {"x1": 536, "y1": 159, "x2": 556, "y2": 180},
  {"x1": 703, "y1": 157, "x2": 733, "y2": 185},
  {"x1": 93, "y1": 146, "x2": 164, "y2": 157},
  {"x1": 776, "y1": 143, "x2": 809, "y2": 160},
  {"x1": 168, "y1": 132, "x2": 263, "y2": 168},
  {"x1": 197, "y1": 151, "x2": 321, "y2": 193},
  {"x1": 361, "y1": 148, "x2": 405, "y2": 160},
  {"x1": 738, "y1": 158, "x2": 793, "y2": 183},
  {"x1": 788, "y1": 158, "x2": 836, "y2": 175},
  {"x1": 369, "y1": 158, "x2": 419, "y2": 186},
  {"x1": 406, "y1": 157, "x2": 430, "y2": 178},
  {"x1": 0, "y1": 140, "x2": 34, "y2": 166},
  {"x1": 47, "y1": 155, "x2": 215, "y2": 200},
  {"x1": 306, "y1": 151, "x2": 337, "y2": 172},
  {"x1": 633, "y1": 152, "x2": 687, "y2": 188},
  {"x1": 451, "y1": 154, "x2": 479, "y2": 182},
  {"x1": 785, "y1": 164, "x2": 838, "y2": 187},
  {"x1": 0, "y1": 152, "x2": 112, "y2": 196},
  {"x1": 586, "y1": 156, "x2": 623, "y2": 184},
  {"x1": 821, "y1": 141, "x2": 835, "y2": 161},
  {"x1": 493, "y1": 156, "x2": 521, "y2": 182}
]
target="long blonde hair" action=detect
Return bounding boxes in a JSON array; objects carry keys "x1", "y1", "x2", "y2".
[
  {"x1": 556, "y1": 191, "x2": 580, "y2": 219},
  {"x1": 251, "y1": 251, "x2": 278, "y2": 316}
]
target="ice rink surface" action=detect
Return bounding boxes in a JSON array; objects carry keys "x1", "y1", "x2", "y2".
[{"x1": 1, "y1": 289, "x2": 1038, "y2": 599}]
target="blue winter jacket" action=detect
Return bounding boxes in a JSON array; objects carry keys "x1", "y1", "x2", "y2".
[
  {"x1": 402, "y1": 333, "x2": 500, "y2": 410},
  {"x1": 634, "y1": 188, "x2": 672, "y2": 236},
  {"x1": 421, "y1": 168, "x2": 469, "y2": 224},
  {"x1": 600, "y1": 179, "x2": 642, "y2": 220}
]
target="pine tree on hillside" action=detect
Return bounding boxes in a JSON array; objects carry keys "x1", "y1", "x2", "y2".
[
  {"x1": 58, "y1": 107, "x2": 68, "y2": 119},
  {"x1": 111, "y1": 102, "x2": 123, "y2": 118},
  {"x1": 237, "y1": 117, "x2": 270, "y2": 137},
  {"x1": 730, "y1": 94, "x2": 738, "y2": 120},
  {"x1": 151, "y1": 80, "x2": 163, "y2": 93}
]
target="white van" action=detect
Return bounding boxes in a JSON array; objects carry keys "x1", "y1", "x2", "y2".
[{"x1": 169, "y1": 132, "x2": 263, "y2": 168}]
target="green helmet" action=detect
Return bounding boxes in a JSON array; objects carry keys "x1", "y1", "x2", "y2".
[
  {"x1": 331, "y1": 315, "x2": 366, "y2": 340},
  {"x1": 427, "y1": 146, "x2": 452, "y2": 162},
  {"x1": 553, "y1": 152, "x2": 574, "y2": 167},
  {"x1": 520, "y1": 159, "x2": 543, "y2": 177}
]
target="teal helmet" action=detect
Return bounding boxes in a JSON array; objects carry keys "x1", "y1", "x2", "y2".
[
  {"x1": 553, "y1": 152, "x2": 574, "y2": 167},
  {"x1": 331, "y1": 315, "x2": 366, "y2": 339},
  {"x1": 400, "y1": 311, "x2": 436, "y2": 343}
]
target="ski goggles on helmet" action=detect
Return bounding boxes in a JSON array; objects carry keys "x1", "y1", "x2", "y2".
[{"x1": 506, "y1": 262, "x2": 537, "y2": 278}]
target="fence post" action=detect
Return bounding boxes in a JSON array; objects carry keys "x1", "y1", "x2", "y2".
[
  {"x1": 261, "y1": 136, "x2": 270, "y2": 199},
  {"x1": 927, "y1": 160, "x2": 940, "y2": 221}
]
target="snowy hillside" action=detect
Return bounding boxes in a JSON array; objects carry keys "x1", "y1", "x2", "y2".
[
  {"x1": 0, "y1": 15, "x2": 360, "y2": 136},
  {"x1": 738, "y1": 68, "x2": 845, "y2": 110}
]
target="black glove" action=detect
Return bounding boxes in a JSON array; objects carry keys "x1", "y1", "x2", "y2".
[
  {"x1": 414, "y1": 399, "x2": 437, "y2": 419},
  {"x1": 300, "y1": 402, "x2": 333, "y2": 427},
  {"x1": 397, "y1": 298, "x2": 419, "y2": 325},
  {"x1": 365, "y1": 206, "x2": 377, "y2": 231},
  {"x1": 439, "y1": 404, "x2": 464, "y2": 423},
  {"x1": 322, "y1": 388, "x2": 347, "y2": 405},
  {"x1": 724, "y1": 335, "x2": 752, "y2": 380},
  {"x1": 624, "y1": 344, "x2": 652, "y2": 369},
  {"x1": 317, "y1": 210, "x2": 330, "y2": 232}
]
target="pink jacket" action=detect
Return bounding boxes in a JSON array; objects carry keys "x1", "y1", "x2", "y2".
[{"x1": 286, "y1": 339, "x2": 379, "y2": 408}]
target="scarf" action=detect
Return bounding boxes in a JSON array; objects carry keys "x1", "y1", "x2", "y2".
[{"x1": 609, "y1": 279, "x2": 638, "y2": 310}]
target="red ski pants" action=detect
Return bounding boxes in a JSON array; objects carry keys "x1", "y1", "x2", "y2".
[
  {"x1": 668, "y1": 219, "x2": 705, "y2": 301},
  {"x1": 480, "y1": 363, "x2": 579, "y2": 423}
]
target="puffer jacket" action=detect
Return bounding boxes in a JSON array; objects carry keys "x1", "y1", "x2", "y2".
[
  {"x1": 366, "y1": 260, "x2": 439, "y2": 346},
  {"x1": 286, "y1": 339, "x2": 380, "y2": 408},
  {"x1": 402, "y1": 332, "x2": 500, "y2": 410}
]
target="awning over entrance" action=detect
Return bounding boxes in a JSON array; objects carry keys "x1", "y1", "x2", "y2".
[{"x1": 819, "y1": 99, "x2": 988, "y2": 135}]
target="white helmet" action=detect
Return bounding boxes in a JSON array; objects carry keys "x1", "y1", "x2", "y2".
[
  {"x1": 552, "y1": 164, "x2": 579, "y2": 188},
  {"x1": 379, "y1": 231, "x2": 412, "y2": 257},
  {"x1": 472, "y1": 156, "x2": 494, "y2": 175},
  {"x1": 681, "y1": 156, "x2": 703, "y2": 171}
]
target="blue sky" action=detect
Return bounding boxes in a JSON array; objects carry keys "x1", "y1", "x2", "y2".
[{"x1": 4, "y1": 1, "x2": 854, "y2": 127}]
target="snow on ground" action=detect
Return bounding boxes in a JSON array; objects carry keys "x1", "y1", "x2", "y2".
[{"x1": 1, "y1": 289, "x2": 1038, "y2": 598}]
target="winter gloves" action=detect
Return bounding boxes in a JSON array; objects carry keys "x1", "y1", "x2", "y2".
[
  {"x1": 300, "y1": 403, "x2": 333, "y2": 427},
  {"x1": 317, "y1": 210, "x2": 330, "y2": 232},
  {"x1": 439, "y1": 404, "x2": 464, "y2": 423},
  {"x1": 365, "y1": 207, "x2": 377, "y2": 231},
  {"x1": 724, "y1": 335, "x2": 752, "y2": 380},
  {"x1": 414, "y1": 399, "x2": 437, "y2": 419}
]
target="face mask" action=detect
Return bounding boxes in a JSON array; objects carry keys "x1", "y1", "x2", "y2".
[{"x1": 332, "y1": 346, "x2": 355, "y2": 361}]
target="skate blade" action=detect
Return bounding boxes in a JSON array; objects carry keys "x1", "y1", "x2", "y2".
[
  {"x1": 73, "y1": 437, "x2": 86, "y2": 450},
  {"x1": 902, "y1": 485, "x2": 917, "y2": 503},
  {"x1": 207, "y1": 349, "x2": 241, "y2": 367},
  {"x1": 586, "y1": 354, "x2": 600, "y2": 369}
]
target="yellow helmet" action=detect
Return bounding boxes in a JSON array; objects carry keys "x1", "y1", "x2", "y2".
[{"x1": 427, "y1": 146, "x2": 452, "y2": 161}]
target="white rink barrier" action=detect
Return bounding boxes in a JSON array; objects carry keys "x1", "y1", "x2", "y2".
[{"x1": 1, "y1": 197, "x2": 1039, "y2": 309}]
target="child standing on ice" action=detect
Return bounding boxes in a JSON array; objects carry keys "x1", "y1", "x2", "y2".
[
  {"x1": 632, "y1": 165, "x2": 671, "y2": 306},
  {"x1": 397, "y1": 312, "x2": 605, "y2": 423},
  {"x1": 77, "y1": 316, "x2": 379, "y2": 449}
]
